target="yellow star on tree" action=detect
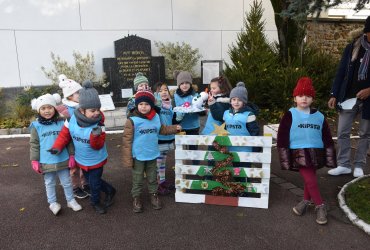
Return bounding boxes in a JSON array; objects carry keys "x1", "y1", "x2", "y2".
[{"x1": 210, "y1": 123, "x2": 229, "y2": 136}]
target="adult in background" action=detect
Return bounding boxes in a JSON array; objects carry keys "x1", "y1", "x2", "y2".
[{"x1": 327, "y1": 16, "x2": 370, "y2": 178}]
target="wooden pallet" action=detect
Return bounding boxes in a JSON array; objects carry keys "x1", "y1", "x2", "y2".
[{"x1": 175, "y1": 135, "x2": 272, "y2": 208}]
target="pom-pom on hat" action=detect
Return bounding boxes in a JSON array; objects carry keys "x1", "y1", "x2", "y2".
[
  {"x1": 293, "y1": 77, "x2": 316, "y2": 98},
  {"x1": 31, "y1": 93, "x2": 61, "y2": 112},
  {"x1": 78, "y1": 80, "x2": 101, "y2": 109},
  {"x1": 364, "y1": 16, "x2": 370, "y2": 33},
  {"x1": 230, "y1": 82, "x2": 248, "y2": 104},
  {"x1": 175, "y1": 71, "x2": 192, "y2": 87},
  {"x1": 133, "y1": 72, "x2": 149, "y2": 90},
  {"x1": 135, "y1": 90, "x2": 155, "y2": 108},
  {"x1": 58, "y1": 74, "x2": 82, "y2": 98}
]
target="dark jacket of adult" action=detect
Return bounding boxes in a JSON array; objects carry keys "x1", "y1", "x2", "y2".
[{"x1": 331, "y1": 29, "x2": 370, "y2": 119}]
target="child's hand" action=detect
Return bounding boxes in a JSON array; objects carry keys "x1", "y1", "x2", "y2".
[
  {"x1": 68, "y1": 155, "x2": 76, "y2": 169},
  {"x1": 92, "y1": 126, "x2": 102, "y2": 136},
  {"x1": 47, "y1": 148, "x2": 60, "y2": 155},
  {"x1": 176, "y1": 125, "x2": 182, "y2": 131},
  {"x1": 176, "y1": 112, "x2": 184, "y2": 122},
  {"x1": 31, "y1": 160, "x2": 42, "y2": 174}
]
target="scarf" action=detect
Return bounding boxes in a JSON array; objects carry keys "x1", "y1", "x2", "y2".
[
  {"x1": 37, "y1": 112, "x2": 59, "y2": 125},
  {"x1": 73, "y1": 109, "x2": 102, "y2": 127},
  {"x1": 176, "y1": 86, "x2": 194, "y2": 97},
  {"x1": 359, "y1": 35, "x2": 370, "y2": 81}
]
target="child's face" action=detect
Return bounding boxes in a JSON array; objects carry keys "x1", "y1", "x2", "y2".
[
  {"x1": 231, "y1": 97, "x2": 244, "y2": 111},
  {"x1": 80, "y1": 108, "x2": 100, "y2": 119},
  {"x1": 39, "y1": 105, "x2": 56, "y2": 119},
  {"x1": 210, "y1": 81, "x2": 221, "y2": 96},
  {"x1": 137, "y1": 83, "x2": 150, "y2": 91},
  {"x1": 68, "y1": 92, "x2": 80, "y2": 103},
  {"x1": 179, "y1": 82, "x2": 191, "y2": 93},
  {"x1": 294, "y1": 95, "x2": 313, "y2": 110},
  {"x1": 159, "y1": 85, "x2": 170, "y2": 100},
  {"x1": 137, "y1": 102, "x2": 151, "y2": 115}
]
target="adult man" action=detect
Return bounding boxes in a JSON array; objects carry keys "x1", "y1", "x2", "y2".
[{"x1": 327, "y1": 16, "x2": 370, "y2": 178}]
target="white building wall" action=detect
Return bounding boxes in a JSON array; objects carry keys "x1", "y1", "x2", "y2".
[{"x1": 0, "y1": 0, "x2": 277, "y2": 88}]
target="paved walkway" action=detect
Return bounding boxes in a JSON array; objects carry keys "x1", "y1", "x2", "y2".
[{"x1": 0, "y1": 133, "x2": 369, "y2": 249}]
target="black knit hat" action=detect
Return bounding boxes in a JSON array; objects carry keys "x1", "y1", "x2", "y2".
[
  {"x1": 135, "y1": 90, "x2": 155, "y2": 108},
  {"x1": 78, "y1": 80, "x2": 101, "y2": 109},
  {"x1": 364, "y1": 16, "x2": 370, "y2": 33}
]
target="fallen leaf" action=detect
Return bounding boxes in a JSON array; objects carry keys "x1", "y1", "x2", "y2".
[
  {"x1": 19, "y1": 208, "x2": 25, "y2": 212},
  {"x1": 116, "y1": 145, "x2": 121, "y2": 148},
  {"x1": 6, "y1": 147, "x2": 11, "y2": 150}
]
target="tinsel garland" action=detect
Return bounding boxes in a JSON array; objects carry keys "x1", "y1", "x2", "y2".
[{"x1": 210, "y1": 140, "x2": 245, "y2": 196}]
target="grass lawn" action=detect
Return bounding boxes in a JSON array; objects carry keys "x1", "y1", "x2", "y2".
[{"x1": 345, "y1": 177, "x2": 370, "y2": 224}]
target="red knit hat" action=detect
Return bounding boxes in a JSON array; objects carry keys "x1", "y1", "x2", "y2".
[
  {"x1": 135, "y1": 90, "x2": 155, "y2": 108},
  {"x1": 293, "y1": 77, "x2": 315, "y2": 98}
]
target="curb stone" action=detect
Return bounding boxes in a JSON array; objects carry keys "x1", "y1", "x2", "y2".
[{"x1": 338, "y1": 174, "x2": 370, "y2": 235}]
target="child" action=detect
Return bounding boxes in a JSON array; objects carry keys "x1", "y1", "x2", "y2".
[
  {"x1": 30, "y1": 93, "x2": 82, "y2": 215},
  {"x1": 155, "y1": 83, "x2": 177, "y2": 195},
  {"x1": 277, "y1": 77, "x2": 337, "y2": 225},
  {"x1": 201, "y1": 76, "x2": 232, "y2": 135},
  {"x1": 126, "y1": 72, "x2": 151, "y2": 117},
  {"x1": 49, "y1": 80, "x2": 116, "y2": 215},
  {"x1": 223, "y1": 82, "x2": 259, "y2": 152},
  {"x1": 173, "y1": 71, "x2": 201, "y2": 135},
  {"x1": 122, "y1": 90, "x2": 181, "y2": 213},
  {"x1": 57, "y1": 74, "x2": 90, "y2": 200}
]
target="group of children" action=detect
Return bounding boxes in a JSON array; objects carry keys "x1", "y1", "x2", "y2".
[{"x1": 30, "y1": 71, "x2": 337, "y2": 225}]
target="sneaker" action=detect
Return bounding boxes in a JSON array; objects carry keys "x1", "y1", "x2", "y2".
[
  {"x1": 150, "y1": 193, "x2": 162, "y2": 210},
  {"x1": 73, "y1": 187, "x2": 89, "y2": 199},
  {"x1": 67, "y1": 199, "x2": 82, "y2": 212},
  {"x1": 292, "y1": 200, "x2": 310, "y2": 216},
  {"x1": 104, "y1": 187, "x2": 117, "y2": 208},
  {"x1": 82, "y1": 185, "x2": 91, "y2": 196},
  {"x1": 328, "y1": 166, "x2": 351, "y2": 176},
  {"x1": 93, "y1": 204, "x2": 106, "y2": 214},
  {"x1": 353, "y1": 168, "x2": 364, "y2": 178},
  {"x1": 315, "y1": 204, "x2": 327, "y2": 225},
  {"x1": 49, "y1": 202, "x2": 61, "y2": 215},
  {"x1": 133, "y1": 197, "x2": 143, "y2": 213}
]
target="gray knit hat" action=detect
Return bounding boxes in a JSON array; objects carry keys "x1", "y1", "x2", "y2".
[
  {"x1": 230, "y1": 82, "x2": 248, "y2": 104},
  {"x1": 176, "y1": 71, "x2": 192, "y2": 87},
  {"x1": 78, "y1": 80, "x2": 101, "y2": 109},
  {"x1": 133, "y1": 72, "x2": 149, "y2": 90}
]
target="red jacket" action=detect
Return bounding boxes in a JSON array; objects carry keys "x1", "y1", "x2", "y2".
[{"x1": 52, "y1": 112, "x2": 107, "y2": 171}]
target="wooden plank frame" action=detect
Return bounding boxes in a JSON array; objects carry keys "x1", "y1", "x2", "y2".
[{"x1": 175, "y1": 135, "x2": 272, "y2": 209}]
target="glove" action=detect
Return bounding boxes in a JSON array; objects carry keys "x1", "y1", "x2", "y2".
[
  {"x1": 48, "y1": 148, "x2": 60, "y2": 155},
  {"x1": 68, "y1": 155, "x2": 76, "y2": 169},
  {"x1": 176, "y1": 112, "x2": 185, "y2": 122},
  {"x1": 92, "y1": 126, "x2": 102, "y2": 136},
  {"x1": 31, "y1": 161, "x2": 42, "y2": 174}
]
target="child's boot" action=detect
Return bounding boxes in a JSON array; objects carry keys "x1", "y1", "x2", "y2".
[
  {"x1": 49, "y1": 202, "x2": 61, "y2": 215},
  {"x1": 292, "y1": 200, "x2": 310, "y2": 216},
  {"x1": 150, "y1": 193, "x2": 162, "y2": 210},
  {"x1": 67, "y1": 199, "x2": 82, "y2": 211},
  {"x1": 315, "y1": 204, "x2": 327, "y2": 225},
  {"x1": 92, "y1": 203, "x2": 107, "y2": 215},
  {"x1": 104, "y1": 187, "x2": 117, "y2": 208},
  {"x1": 133, "y1": 197, "x2": 143, "y2": 213}
]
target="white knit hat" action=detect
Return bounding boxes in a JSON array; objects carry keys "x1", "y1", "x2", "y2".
[
  {"x1": 58, "y1": 74, "x2": 82, "y2": 98},
  {"x1": 31, "y1": 93, "x2": 61, "y2": 112}
]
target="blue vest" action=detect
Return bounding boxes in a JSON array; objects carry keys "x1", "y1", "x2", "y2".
[
  {"x1": 174, "y1": 93, "x2": 200, "y2": 130},
  {"x1": 223, "y1": 110, "x2": 252, "y2": 152},
  {"x1": 68, "y1": 115, "x2": 108, "y2": 166},
  {"x1": 201, "y1": 112, "x2": 222, "y2": 135},
  {"x1": 31, "y1": 121, "x2": 69, "y2": 164},
  {"x1": 289, "y1": 108, "x2": 324, "y2": 149},
  {"x1": 131, "y1": 114, "x2": 161, "y2": 161},
  {"x1": 158, "y1": 106, "x2": 175, "y2": 141},
  {"x1": 67, "y1": 105, "x2": 76, "y2": 117}
]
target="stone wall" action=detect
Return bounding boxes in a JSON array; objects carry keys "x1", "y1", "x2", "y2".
[{"x1": 306, "y1": 19, "x2": 364, "y2": 59}]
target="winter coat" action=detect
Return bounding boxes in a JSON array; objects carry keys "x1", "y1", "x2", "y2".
[
  {"x1": 331, "y1": 29, "x2": 370, "y2": 119},
  {"x1": 122, "y1": 109, "x2": 179, "y2": 168},
  {"x1": 277, "y1": 109, "x2": 337, "y2": 171}
]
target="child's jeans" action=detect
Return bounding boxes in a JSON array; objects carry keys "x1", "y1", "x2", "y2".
[
  {"x1": 132, "y1": 159, "x2": 157, "y2": 197},
  {"x1": 82, "y1": 167, "x2": 114, "y2": 205},
  {"x1": 43, "y1": 168, "x2": 74, "y2": 204},
  {"x1": 299, "y1": 167, "x2": 323, "y2": 205}
]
